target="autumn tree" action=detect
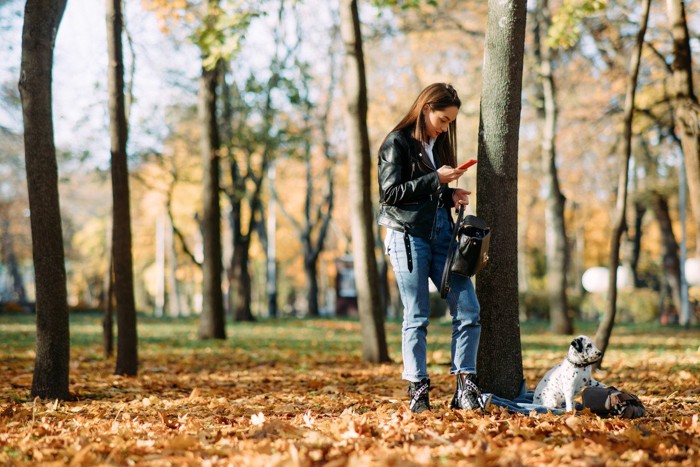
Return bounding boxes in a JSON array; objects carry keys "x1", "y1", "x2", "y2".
[
  {"x1": 220, "y1": 24, "x2": 283, "y2": 323},
  {"x1": 340, "y1": 0, "x2": 389, "y2": 363},
  {"x1": 18, "y1": 0, "x2": 70, "y2": 400},
  {"x1": 594, "y1": 0, "x2": 651, "y2": 367},
  {"x1": 197, "y1": 0, "x2": 226, "y2": 338},
  {"x1": 666, "y1": 0, "x2": 700, "y2": 267},
  {"x1": 533, "y1": 0, "x2": 572, "y2": 335},
  {"x1": 273, "y1": 63, "x2": 336, "y2": 317},
  {"x1": 475, "y1": 0, "x2": 527, "y2": 399},
  {"x1": 107, "y1": 0, "x2": 139, "y2": 375}
]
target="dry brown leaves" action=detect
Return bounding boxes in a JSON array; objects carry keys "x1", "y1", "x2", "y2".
[{"x1": 1, "y1": 320, "x2": 699, "y2": 466}]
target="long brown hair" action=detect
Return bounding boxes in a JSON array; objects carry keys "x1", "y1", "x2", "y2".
[{"x1": 386, "y1": 83, "x2": 461, "y2": 168}]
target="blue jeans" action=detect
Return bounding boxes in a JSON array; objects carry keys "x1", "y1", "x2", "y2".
[{"x1": 385, "y1": 209, "x2": 481, "y2": 382}]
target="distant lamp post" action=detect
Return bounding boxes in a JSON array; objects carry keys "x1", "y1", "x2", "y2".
[{"x1": 581, "y1": 266, "x2": 633, "y2": 294}]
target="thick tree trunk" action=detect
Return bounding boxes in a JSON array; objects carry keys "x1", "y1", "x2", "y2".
[
  {"x1": 534, "y1": 0, "x2": 572, "y2": 335},
  {"x1": 667, "y1": 0, "x2": 700, "y2": 263},
  {"x1": 19, "y1": 0, "x2": 70, "y2": 400},
  {"x1": 652, "y1": 192, "x2": 683, "y2": 314},
  {"x1": 340, "y1": 0, "x2": 389, "y2": 363},
  {"x1": 107, "y1": 0, "x2": 138, "y2": 376},
  {"x1": 474, "y1": 0, "x2": 527, "y2": 399},
  {"x1": 198, "y1": 26, "x2": 226, "y2": 338},
  {"x1": 594, "y1": 0, "x2": 651, "y2": 368}
]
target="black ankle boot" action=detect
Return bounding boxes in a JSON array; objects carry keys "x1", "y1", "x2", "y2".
[
  {"x1": 408, "y1": 378, "x2": 431, "y2": 413},
  {"x1": 450, "y1": 373, "x2": 490, "y2": 412}
]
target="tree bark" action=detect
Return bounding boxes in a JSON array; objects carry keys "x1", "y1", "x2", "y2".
[
  {"x1": 103, "y1": 255, "x2": 114, "y2": 358},
  {"x1": 667, "y1": 0, "x2": 700, "y2": 263},
  {"x1": 339, "y1": 0, "x2": 389, "y2": 363},
  {"x1": 197, "y1": 1, "x2": 226, "y2": 339},
  {"x1": 1, "y1": 221, "x2": 28, "y2": 305},
  {"x1": 19, "y1": 0, "x2": 70, "y2": 400},
  {"x1": 652, "y1": 192, "x2": 683, "y2": 314},
  {"x1": 594, "y1": 0, "x2": 651, "y2": 368},
  {"x1": 230, "y1": 237, "x2": 254, "y2": 321},
  {"x1": 107, "y1": 0, "x2": 138, "y2": 375},
  {"x1": 475, "y1": 0, "x2": 527, "y2": 399},
  {"x1": 534, "y1": 0, "x2": 572, "y2": 335}
]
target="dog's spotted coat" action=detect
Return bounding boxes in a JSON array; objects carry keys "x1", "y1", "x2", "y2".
[{"x1": 533, "y1": 335, "x2": 605, "y2": 412}]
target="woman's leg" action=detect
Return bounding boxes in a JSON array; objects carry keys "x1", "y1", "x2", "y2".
[
  {"x1": 385, "y1": 229, "x2": 432, "y2": 382},
  {"x1": 428, "y1": 210, "x2": 481, "y2": 375}
]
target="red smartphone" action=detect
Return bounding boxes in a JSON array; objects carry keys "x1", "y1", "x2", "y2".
[{"x1": 458, "y1": 159, "x2": 478, "y2": 170}]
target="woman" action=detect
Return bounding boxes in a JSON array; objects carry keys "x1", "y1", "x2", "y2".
[{"x1": 378, "y1": 83, "x2": 486, "y2": 413}]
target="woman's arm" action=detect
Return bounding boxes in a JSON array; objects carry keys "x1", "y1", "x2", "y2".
[{"x1": 378, "y1": 135, "x2": 442, "y2": 206}]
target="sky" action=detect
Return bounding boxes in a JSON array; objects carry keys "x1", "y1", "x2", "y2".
[
  {"x1": 0, "y1": 0, "x2": 340, "y2": 170},
  {"x1": 0, "y1": 0, "x2": 201, "y2": 168}
]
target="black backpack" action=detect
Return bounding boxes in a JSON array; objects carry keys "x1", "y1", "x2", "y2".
[{"x1": 582, "y1": 386, "x2": 646, "y2": 419}]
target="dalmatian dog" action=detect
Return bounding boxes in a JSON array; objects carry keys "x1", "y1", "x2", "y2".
[{"x1": 533, "y1": 335, "x2": 605, "y2": 412}]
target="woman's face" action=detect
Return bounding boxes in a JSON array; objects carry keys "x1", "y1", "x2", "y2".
[{"x1": 423, "y1": 105, "x2": 459, "y2": 139}]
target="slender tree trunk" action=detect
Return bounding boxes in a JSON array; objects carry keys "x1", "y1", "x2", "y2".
[
  {"x1": 375, "y1": 222, "x2": 390, "y2": 317},
  {"x1": 103, "y1": 255, "x2": 114, "y2": 357},
  {"x1": 339, "y1": 0, "x2": 389, "y2": 363},
  {"x1": 534, "y1": 0, "x2": 571, "y2": 335},
  {"x1": 198, "y1": 2, "x2": 225, "y2": 338},
  {"x1": 107, "y1": 0, "x2": 138, "y2": 375},
  {"x1": 652, "y1": 192, "x2": 683, "y2": 314},
  {"x1": 1, "y1": 221, "x2": 28, "y2": 305},
  {"x1": 626, "y1": 202, "x2": 646, "y2": 286},
  {"x1": 166, "y1": 222, "x2": 183, "y2": 317},
  {"x1": 19, "y1": 0, "x2": 70, "y2": 400},
  {"x1": 304, "y1": 251, "x2": 320, "y2": 317},
  {"x1": 474, "y1": 0, "x2": 527, "y2": 399},
  {"x1": 266, "y1": 163, "x2": 278, "y2": 318},
  {"x1": 594, "y1": 0, "x2": 651, "y2": 368},
  {"x1": 667, "y1": 0, "x2": 700, "y2": 263},
  {"x1": 219, "y1": 73, "x2": 253, "y2": 322}
]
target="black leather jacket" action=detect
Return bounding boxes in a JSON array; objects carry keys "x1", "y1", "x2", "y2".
[{"x1": 377, "y1": 128, "x2": 455, "y2": 239}]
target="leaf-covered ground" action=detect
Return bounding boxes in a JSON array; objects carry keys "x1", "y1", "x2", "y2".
[{"x1": 1, "y1": 314, "x2": 699, "y2": 466}]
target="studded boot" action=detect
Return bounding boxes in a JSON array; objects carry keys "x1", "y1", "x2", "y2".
[{"x1": 408, "y1": 378, "x2": 431, "y2": 413}]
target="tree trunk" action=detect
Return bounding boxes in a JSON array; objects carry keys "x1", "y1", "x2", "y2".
[
  {"x1": 107, "y1": 0, "x2": 138, "y2": 375},
  {"x1": 667, "y1": 0, "x2": 700, "y2": 263},
  {"x1": 1, "y1": 221, "x2": 28, "y2": 305},
  {"x1": 197, "y1": 2, "x2": 226, "y2": 338},
  {"x1": 304, "y1": 250, "x2": 320, "y2": 317},
  {"x1": 19, "y1": 0, "x2": 70, "y2": 400},
  {"x1": 652, "y1": 192, "x2": 683, "y2": 314},
  {"x1": 626, "y1": 201, "x2": 646, "y2": 287},
  {"x1": 167, "y1": 222, "x2": 183, "y2": 317},
  {"x1": 339, "y1": 0, "x2": 389, "y2": 363},
  {"x1": 594, "y1": 0, "x2": 651, "y2": 368},
  {"x1": 230, "y1": 238, "x2": 254, "y2": 321},
  {"x1": 475, "y1": 0, "x2": 527, "y2": 399},
  {"x1": 266, "y1": 163, "x2": 278, "y2": 318},
  {"x1": 534, "y1": 0, "x2": 572, "y2": 335},
  {"x1": 103, "y1": 255, "x2": 114, "y2": 358}
]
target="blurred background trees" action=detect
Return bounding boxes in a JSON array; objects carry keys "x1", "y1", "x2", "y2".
[{"x1": 1, "y1": 0, "x2": 698, "y2": 335}]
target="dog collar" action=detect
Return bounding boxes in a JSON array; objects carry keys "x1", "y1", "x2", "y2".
[{"x1": 567, "y1": 358, "x2": 597, "y2": 368}]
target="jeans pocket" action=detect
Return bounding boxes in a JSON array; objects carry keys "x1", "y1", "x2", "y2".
[{"x1": 384, "y1": 229, "x2": 395, "y2": 255}]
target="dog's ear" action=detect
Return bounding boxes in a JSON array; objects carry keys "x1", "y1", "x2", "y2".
[{"x1": 571, "y1": 337, "x2": 584, "y2": 353}]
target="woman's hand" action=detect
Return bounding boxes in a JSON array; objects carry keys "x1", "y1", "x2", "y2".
[
  {"x1": 436, "y1": 165, "x2": 466, "y2": 183},
  {"x1": 452, "y1": 188, "x2": 471, "y2": 206}
]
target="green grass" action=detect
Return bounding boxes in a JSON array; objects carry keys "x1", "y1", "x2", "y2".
[{"x1": 2, "y1": 311, "x2": 698, "y2": 364}]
